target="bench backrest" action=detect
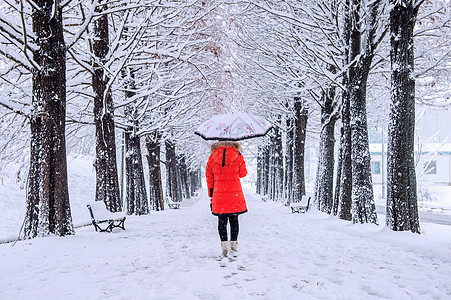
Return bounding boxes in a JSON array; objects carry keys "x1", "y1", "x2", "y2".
[
  {"x1": 87, "y1": 204, "x2": 96, "y2": 222},
  {"x1": 87, "y1": 202, "x2": 125, "y2": 221}
]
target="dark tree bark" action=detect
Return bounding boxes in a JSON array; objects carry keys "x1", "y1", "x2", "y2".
[
  {"x1": 196, "y1": 168, "x2": 202, "y2": 191},
  {"x1": 125, "y1": 130, "x2": 149, "y2": 215},
  {"x1": 333, "y1": 126, "x2": 342, "y2": 216},
  {"x1": 348, "y1": 0, "x2": 380, "y2": 224},
  {"x1": 189, "y1": 168, "x2": 201, "y2": 196},
  {"x1": 165, "y1": 139, "x2": 181, "y2": 202},
  {"x1": 349, "y1": 66, "x2": 377, "y2": 224},
  {"x1": 179, "y1": 156, "x2": 191, "y2": 199},
  {"x1": 273, "y1": 120, "x2": 284, "y2": 202},
  {"x1": 387, "y1": 1, "x2": 420, "y2": 233},
  {"x1": 265, "y1": 125, "x2": 284, "y2": 202},
  {"x1": 146, "y1": 135, "x2": 164, "y2": 211},
  {"x1": 262, "y1": 143, "x2": 270, "y2": 196},
  {"x1": 268, "y1": 130, "x2": 276, "y2": 201},
  {"x1": 284, "y1": 115, "x2": 294, "y2": 205},
  {"x1": 92, "y1": 0, "x2": 121, "y2": 212},
  {"x1": 191, "y1": 168, "x2": 202, "y2": 192},
  {"x1": 256, "y1": 146, "x2": 263, "y2": 194},
  {"x1": 293, "y1": 97, "x2": 308, "y2": 202},
  {"x1": 122, "y1": 63, "x2": 148, "y2": 215},
  {"x1": 24, "y1": 0, "x2": 74, "y2": 238},
  {"x1": 337, "y1": 2, "x2": 353, "y2": 221},
  {"x1": 175, "y1": 158, "x2": 184, "y2": 201},
  {"x1": 257, "y1": 142, "x2": 270, "y2": 198},
  {"x1": 315, "y1": 85, "x2": 338, "y2": 214},
  {"x1": 339, "y1": 90, "x2": 353, "y2": 221}
]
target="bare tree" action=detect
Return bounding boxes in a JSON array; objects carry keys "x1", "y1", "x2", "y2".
[
  {"x1": 124, "y1": 126, "x2": 149, "y2": 215},
  {"x1": 0, "y1": 0, "x2": 74, "y2": 237},
  {"x1": 146, "y1": 134, "x2": 164, "y2": 211},
  {"x1": 386, "y1": 0, "x2": 422, "y2": 233}
]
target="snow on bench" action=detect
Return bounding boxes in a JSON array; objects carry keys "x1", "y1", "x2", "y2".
[
  {"x1": 290, "y1": 195, "x2": 312, "y2": 213},
  {"x1": 167, "y1": 202, "x2": 180, "y2": 209},
  {"x1": 86, "y1": 202, "x2": 126, "y2": 232}
]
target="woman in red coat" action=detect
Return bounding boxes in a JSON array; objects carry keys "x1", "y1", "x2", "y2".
[{"x1": 206, "y1": 141, "x2": 248, "y2": 256}]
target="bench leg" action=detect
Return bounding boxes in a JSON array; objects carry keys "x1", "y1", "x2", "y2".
[
  {"x1": 118, "y1": 219, "x2": 125, "y2": 230},
  {"x1": 92, "y1": 221, "x2": 114, "y2": 232},
  {"x1": 92, "y1": 221, "x2": 99, "y2": 231},
  {"x1": 94, "y1": 221, "x2": 110, "y2": 232},
  {"x1": 112, "y1": 219, "x2": 126, "y2": 231},
  {"x1": 107, "y1": 221, "x2": 115, "y2": 232},
  {"x1": 92, "y1": 218, "x2": 126, "y2": 233}
]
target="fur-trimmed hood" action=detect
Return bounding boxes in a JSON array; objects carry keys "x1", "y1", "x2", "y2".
[{"x1": 210, "y1": 141, "x2": 242, "y2": 153}]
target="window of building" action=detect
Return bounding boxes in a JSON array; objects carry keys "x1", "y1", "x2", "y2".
[
  {"x1": 424, "y1": 160, "x2": 437, "y2": 175},
  {"x1": 371, "y1": 161, "x2": 381, "y2": 174}
]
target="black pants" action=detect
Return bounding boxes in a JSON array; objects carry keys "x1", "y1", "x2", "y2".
[{"x1": 218, "y1": 215, "x2": 239, "y2": 242}]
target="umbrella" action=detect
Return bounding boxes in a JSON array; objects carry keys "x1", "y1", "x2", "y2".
[{"x1": 194, "y1": 112, "x2": 272, "y2": 141}]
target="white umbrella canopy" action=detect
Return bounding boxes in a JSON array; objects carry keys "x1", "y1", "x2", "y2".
[{"x1": 194, "y1": 112, "x2": 272, "y2": 141}]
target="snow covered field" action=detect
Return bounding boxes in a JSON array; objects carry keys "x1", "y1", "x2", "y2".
[
  {"x1": 0, "y1": 155, "x2": 97, "y2": 243},
  {"x1": 1, "y1": 181, "x2": 451, "y2": 299}
]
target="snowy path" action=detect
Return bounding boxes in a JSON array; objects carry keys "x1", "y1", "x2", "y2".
[
  {"x1": 1, "y1": 188, "x2": 451, "y2": 299},
  {"x1": 376, "y1": 205, "x2": 451, "y2": 226}
]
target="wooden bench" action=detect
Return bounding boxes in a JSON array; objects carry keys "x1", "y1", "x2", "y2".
[
  {"x1": 87, "y1": 202, "x2": 126, "y2": 232},
  {"x1": 168, "y1": 203, "x2": 180, "y2": 209},
  {"x1": 290, "y1": 195, "x2": 311, "y2": 213}
]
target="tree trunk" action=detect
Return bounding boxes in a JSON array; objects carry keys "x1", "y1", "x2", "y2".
[
  {"x1": 125, "y1": 130, "x2": 149, "y2": 215},
  {"x1": 179, "y1": 156, "x2": 191, "y2": 199},
  {"x1": 274, "y1": 117, "x2": 284, "y2": 201},
  {"x1": 274, "y1": 120, "x2": 284, "y2": 202},
  {"x1": 122, "y1": 61, "x2": 148, "y2": 215},
  {"x1": 175, "y1": 157, "x2": 184, "y2": 202},
  {"x1": 268, "y1": 130, "x2": 276, "y2": 201},
  {"x1": 24, "y1": 0, "x2": 74, "y2": 238},
  {"x1": 285, "y1": 116, "x2": 294, "y2": 205},
  {"x1": 338, "y1": 0, "x2": 352, "y2": 221},
  {"x1": 349, "y1": 72, "x2": 377, "y2": 224},
  {"x1": 266, "y1": 127, "x2": 281, "y2": 202},
  {"x1": 256, "y1": 147, "x2": 263, "y2": 194},
  {"x1": 92, "y1": 0, "x2": 121, "y2": 212},
  {"x1": 387, "y1": 1, "x2": 420, "y2": 233},
  {"x1": 315, "y1": 86, "x2": 337, "y2": 214},
  {"x1": 165, "y1": 140, "x2": 181, "y2": 202},
  {"x1": 191, "y1": 168, "x2": 201, "y2": 192},
  {"x1": 348, "y1": 0, "x2": 378, "y2": 224},
  {"x1": 258, "y1": 143, "x2": 269, "y2": 197},
  {"x1": 189, "y1": 168, "x2": 201, "y2": 196},
  {"x1": 262, "y1": 143, "x2": 270, "y2": 196},
  {"x1": 339, "y1": 91, "x2": 353, "y2": 221},
  {"x1": 333, "y1": 126, "x2": 342, "y2": 216},
  {"x1": 146, "y1": 135, "x2": 164, "y2": 211},
  {"x1": 293, "y1": 97, "x2": 308, "y2": 202}
]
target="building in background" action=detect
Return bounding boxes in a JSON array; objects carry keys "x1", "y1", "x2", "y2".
[
  {"x1": 370, "y1": 105, "x2": 451, "y2": 187},
  {"x1": 370, "y1": 143, "x2": 451, "y2": 186}
]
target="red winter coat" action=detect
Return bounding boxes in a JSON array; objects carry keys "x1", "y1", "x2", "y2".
[{"x1": 206, "y1": 141, "x2": 248, "y2": 216}]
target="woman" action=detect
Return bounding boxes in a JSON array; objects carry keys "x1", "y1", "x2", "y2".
[{"x1": 206, "y1": 141, "x2": 248, "y2": 257}]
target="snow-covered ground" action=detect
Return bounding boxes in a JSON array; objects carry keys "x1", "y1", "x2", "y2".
[
  {"x1": 0, "y1": 155, "x2": 96, "y2": 243},
  {"x1": 1, "y1": 157, "x2": 451, "y2": 299},
  {"x1": 1, "y1": 185, "x2": 451, "y2": 298}
]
